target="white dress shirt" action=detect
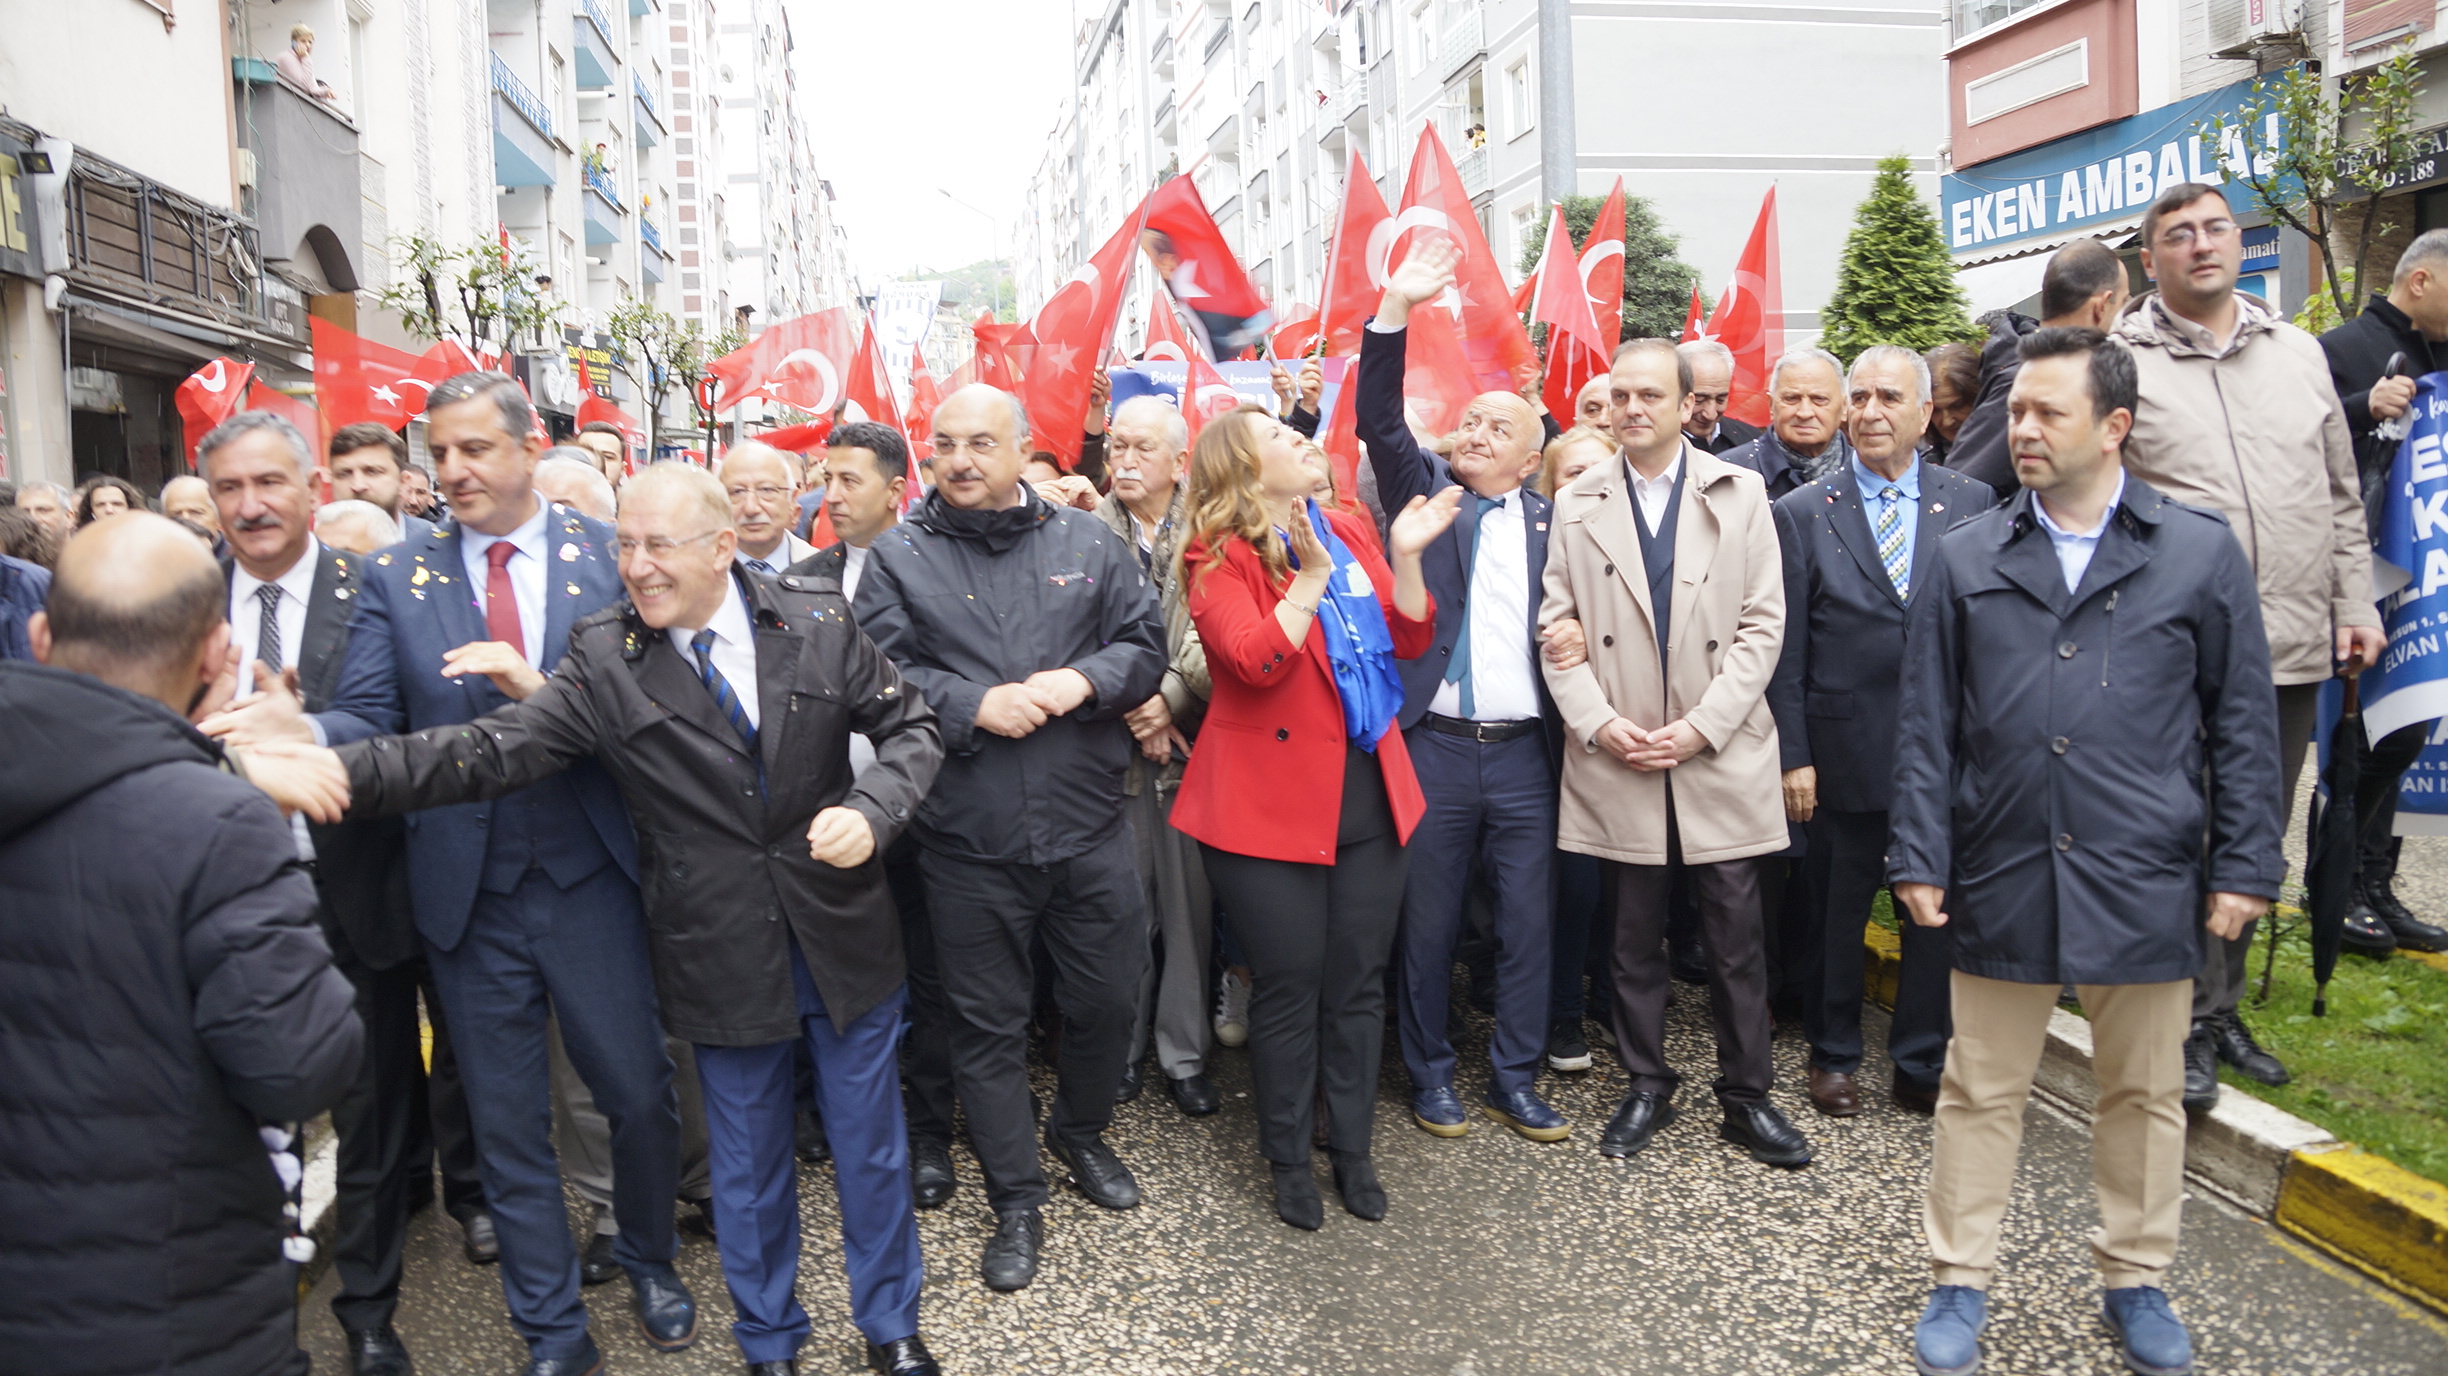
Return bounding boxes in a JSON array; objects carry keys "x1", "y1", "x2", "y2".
[
  {"x1": 1630, "y1": 449, "x2": 1685, "y2": 535},
  {"x1": 736, "y1": 530, "x2": 816, "y2": 575},
  {"x1": 1428, "y1": 485, "x2": 1539, "y2": 722},
  {"x1": 2033, "y1": 470, "x2": 2127, "y2": 595},
  {"x1": 667, "y1": 577, "x2": 762, "y2": 731},
  {"x1": 230, "y1": 540, "x2": 324, "y2": 860},
  {"x1": 460, "y1": 501, "x2": 550, "y2": 669},
  {"x1": 841, "y1": 542, "x2": 872, "y2": 605}
]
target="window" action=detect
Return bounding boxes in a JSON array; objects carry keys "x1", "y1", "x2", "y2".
[
  {"x1": 1505, "y1": 59, "x2": 1531, "y2": 139},
  {"x1": 1511, "y1": 204, "x2": 1535, "y2": 262},
  {"x1": 1409, "y1": 3, "x2": 1434, "y2": 75}
]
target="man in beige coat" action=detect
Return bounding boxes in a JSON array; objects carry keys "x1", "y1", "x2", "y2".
[
  {"x1": 2113, "y1": 181, "x2": 2386, "y2": 1109},
  {"x1": 1540, "y1": 337, "x2": 1810, "y2": 1169}
]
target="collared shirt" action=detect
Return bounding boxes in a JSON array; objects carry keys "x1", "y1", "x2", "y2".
[
  {"x1": 666, "y1": 576, "x2": 762, "y2": 731},
  {"x1": 2032, "y1": 469, "x2": 2127, "y2": 594},
  {"x1": 841, "y1": 541, "x2": 872, "y2": 605},
  {"x1": 459, "y1": 500, "x2": 550, "y2": 668},
  {"x1": 230, "y1": 540, "x2": 324, "y2": 861},
  {"x1": 2151, "y1": 294, "x2": 2245, "y2": 359},
  {"x1": 1427, "y1": 484, "x2": 1538, "y2": 722},
  {"x1": 736, "y1": 530, "x2": 815, "y2": 575},
  {"x1": 1630, "y1": 450, "x2": 1684, "y2": 535},
  {"x1": 1851, "y1": 452, "x2": 1924, "y2": 580}
]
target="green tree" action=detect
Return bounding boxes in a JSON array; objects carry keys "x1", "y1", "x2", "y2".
[
  {"x1": 1517, "y1": 193, "x2": 1705, "y2": 341},
  {"x1": 599, "y1": 294, "x2": 743, "y2": 447},
  {"x1": 376, "y1": 231, "x2": 560, "y2": 352},
  {"x1": 1818, "y1": 156, "x2": 1978, "y2": 364}
]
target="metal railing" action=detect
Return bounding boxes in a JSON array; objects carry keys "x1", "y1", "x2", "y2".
[
  {"x1": 63, "y1": 152, "x2": 267, "y2": 332},
  {"x1": 1457, "y1": 143, "x2": 1489, "y2": 198},
  {"x1": 1321, "y1": 80, "x2": 1365, "y2": 130},
  {"x1": 1154, "y1": 92, "x2": 1176, "y2": 130},
  {"x1": 583, "y1": 161, "x2": 626, "y2": 211},
  {"x1": 640, "y1": 217, "x2": 664, "y2": 255},
  {"x1": 1203, "y1": 23, "x2": 1231, "y2": 64},
  {"x1": 490, "y1": 51, "x2": 555, "y2": 139},
  {"x1": 1438, "y1": 7, "x2": 1486, "y2": 79},
  {"x1": 633, "y1": 70, "x2": 661, "y2": 125},
  {"x1": 576, "y1": 0, "x2": 616, "y2": 46}
]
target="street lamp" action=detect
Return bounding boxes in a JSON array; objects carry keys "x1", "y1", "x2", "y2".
[{"x1": 937, "y1": 188, "x2": 1003, "y2": 323}]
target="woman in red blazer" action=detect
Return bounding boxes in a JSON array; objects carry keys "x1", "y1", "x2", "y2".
[{"x1": 1171, "y1": 404, "x2": 1459, "y2": 1230}]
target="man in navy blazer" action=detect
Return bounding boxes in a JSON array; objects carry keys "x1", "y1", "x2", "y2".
[
  {"x1": 233, "y1": 374, "x2": 693, "y2": 1374},
  {"x1": 1361, "y1": 241, "x2": 1571, "y2": 1144},
  {"x1": 1768, "y1": 346, "x2": 1992, "y2": 1121}
]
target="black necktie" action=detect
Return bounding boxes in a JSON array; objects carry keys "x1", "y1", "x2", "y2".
[
  {"x1": 254, "y1": 583, "x2": 284, "y2": 676},
  {"x1": 690, "y1": 629, "x2": 757, "y2": 752}
]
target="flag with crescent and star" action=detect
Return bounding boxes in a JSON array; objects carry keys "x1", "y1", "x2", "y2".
[
  {"x1": 1705, "y1": 186, "x2": 1783, "y2": 427},
  {"x1": 1018, "y1": 194, "x2": 1149, "y2": 470},
  {"x1": 1397, "y1": 125, "x2": 1534, "y2": 395},
  {"x1": 1141, "y1": 175, "x2": 1274, "y2": 361},
  {"x1": 176, "y1": 356, "x2": 255, "y2": 463}
]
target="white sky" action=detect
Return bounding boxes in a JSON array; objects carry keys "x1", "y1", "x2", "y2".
[{"x1": 787, "y1": 0, "x2": 1075, "y2": 286}]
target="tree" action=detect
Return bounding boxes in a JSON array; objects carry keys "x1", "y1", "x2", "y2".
[
  {"x1": 1517, "y1": 193, "x2": 1705, "y2": 341},
  {"x1": 376, "y1": 231, "x2": 560, "y2": 352},
  {"x1": 2198, "y1": 43, "x2": 2422, "y2": 323},
  {"x1": 1818, "y1": 156, "x2": 1979, "y2": 364},
  {"x1": 599, "y1": 294, "x2": 743, "y2": 447}
]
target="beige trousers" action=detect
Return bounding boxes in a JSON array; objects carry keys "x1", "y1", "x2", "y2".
[{"x1": 1925, "y1": 971, "x2": 2191, "y2": 1290}]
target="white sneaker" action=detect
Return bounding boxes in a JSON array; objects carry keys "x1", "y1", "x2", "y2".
[{"x1": 1213, "y1": 968, "x2": 1251, "y2": 1048}]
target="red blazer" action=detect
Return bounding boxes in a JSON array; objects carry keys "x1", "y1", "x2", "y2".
[{"x1": 1171, "y1": 507, "x2": 1434, "y2": 864}]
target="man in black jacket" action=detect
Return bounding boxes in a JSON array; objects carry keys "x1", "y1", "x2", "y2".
[
  {"x1": 1724, "y1": 346, "x2": 1853, "y2": 498},
  {"x1": 2318, "y1": 231, "x2": 2448, "y2": 955},
  {"x1": 1945, "y1": 239, "x2": 2128, "y2": 496},
  {"x1": 1679, "y1": 339, "x2": 1763, "y2": 454},
  {"x1": 271, "y1": 464, "x2": 950, "y2": 1376},
  {"x1": 0, "y1": 513, "x2": 362, "y2": 1376},
  {"x1": 855, "y1": 383, "x2": 1168, "y2": 1293}
]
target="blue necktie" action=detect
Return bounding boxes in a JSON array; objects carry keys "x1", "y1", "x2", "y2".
[
  {"x1": 690, "y1": 628, "x2": 757, "y2": 753},
  {"x1": 1443, "y1": 495, "x2": 1502, "y2": 718},
  {"x1": 744, "y1": 558, "x2": 776, "y2": 575},
  {"x1": 1875, "y1": 485, "x2": 1909, "y2": 598}
]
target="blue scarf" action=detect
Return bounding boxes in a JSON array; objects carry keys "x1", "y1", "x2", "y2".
[{"x1": 1288, "y1": 499, "x2": 1404, "y2": 751}]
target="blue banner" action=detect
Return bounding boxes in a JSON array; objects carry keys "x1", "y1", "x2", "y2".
[{"x1": 2337, "y1": 372, "x2": 2448, "y2": 823}]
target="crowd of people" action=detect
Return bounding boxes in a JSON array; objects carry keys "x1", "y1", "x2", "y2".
[{"x1": 0, "y1": 179, "x2": 2437, "y2": 1376}]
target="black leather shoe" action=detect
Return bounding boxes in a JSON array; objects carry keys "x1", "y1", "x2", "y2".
[
  {"x1": 459, "y1": 1210, "x2": 499, "y2": 1266},
  {"x1": 631, "y1": 1264, "x2": 697, "y2": 1351},
  {"x1": 580, "y1": 1229, "x2": 619, "y2": 1286},
  {"x1": 2342, "y1": 894, "x2": 2400, "y2": 957},
  {"x1": 796, "y1": 1108, "x2": 832, "y2": 1164},
  {"x1": 1270, "y1": 1161, "x2": 1323, "y2": 1230},
  {"x1": 2181, "y1": 1023, "x2": 2220, "y2": 1112},
  {"x1": 1719, "y1": 1102, "x2": 1813, "y2": 1168},
  {"x1": 1329, "y1": 1150, "x2": 1385, "y2": 1221},
  {"x1": 2366, "y1": 875, "x2": 2448, "y2": 951},
  {"x1": 1114, "y1": 1059, "x2": 1145, "y2": 1104},
  {"x1": 1167, "y1": 1071, "x2": 1220, "y2": 1116},
  {"x1": 684, "y1": 1195, "x2": 720, "y2": 1239},
  {"x1": 746, "y1": 1363, "x2": 797, "y2": 1376},
  {"x1": 867, "y1": 1334, "x2": 942, "y2": 1375},
  {"x1": 2212, "y1": 1010, "x2": 2290, "y2": 1086},
  {"x1": 520, "y1": 1341, "x2": 603, "y2": 1376},
  {"x1": 1669, "y1": 940, "x2": 1709, "y2": 986},
  {"x1": 344, "y1": 1325, "x2": 412, "y2": 1376},
  {"x1": 980, "y1": 1207, "x2": 1042, "y2": 1291},
  {"x1": 910, "y1": 1138, "x2": 955, "y2": 1210},
  {"x1": 1596, "y1": 1091, "x2": 1677, "y2": 1159},
  {"x1": 1047, "y1": 1132, "x2": 1140, "y2": 1210}
]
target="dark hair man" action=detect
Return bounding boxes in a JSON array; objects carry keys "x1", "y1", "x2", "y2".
[
  {"x1": 0, "y1": 513, "x2": 362, "y2": 1376},
  {"x1": 575, "y1": 420, "x2": 630, "y2": 487},
  {"x1": 1891, "y1": 327, "x2": 2281, "y2": 1376},
  {"x1": 1947, "y1": 239, "x2": 2130, "y2": 495},
  {"x1": 854, "y1": 383, "x2": 1167, "y2": 1292},
  {"x1": 329, "y1": 422, "x2": 434, "y2": 542},
  {"x1": 2113, "y1": 182, "x2": 2385, "y2": 1108}
]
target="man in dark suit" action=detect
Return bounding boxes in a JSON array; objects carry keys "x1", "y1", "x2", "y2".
[
  {"x1": 1768, "y1": 348, "x2": 1992, "y2": 1121},
  {"x1": 1678, "y1": 339, "x2": 1762, "y2": 454},
  {"x1": 1724, "y1": 348, "x2": 1852, "y2": 497},
  {"x1": 1361, "y1": 241, "x2": 1569, "y2": 1143},
  {"x1": 213, "y1": 376, "x2": 694, "y2": 1374},
  {"x1": 193, "y1": 411, "x2": 487, "y2": 1376}
]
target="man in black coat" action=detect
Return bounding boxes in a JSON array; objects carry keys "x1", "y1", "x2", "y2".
[
  {"x1": 1888, "y1": 329, "x2": 2281, "y2": 1376},
  {"x1": 2318, "y1": 232, "x2": 2448, "y2": 955},
  {"x1": 0, "y1": 514, "x2": 362, "y2": 1376},
  {"x1": 1944, "y1": 240, "x2": 2128, "y2": 496},
  {"x1": 854, "y1": 383, "x2": 1167, "y2": 1293},
  {"x1": 1768, "y1": 347, "x2": 1991, "y2": 1122},
  {"x1": 274, "y1": 464, "x2": 950, "y2": 1376},
  {"x1": 1722, "y1": 346, "x2": 1851, "y2": 498}
]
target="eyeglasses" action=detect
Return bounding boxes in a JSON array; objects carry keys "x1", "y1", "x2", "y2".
[
  {"x1": 614, "y1": 529, "x2": 722, "y2": 559},
  {"x1": 930, "y1": 436, "x2": 1005, "y2": 459},
  {"x1": 723, "y1": 484, "x2": 792, "y2": 503},
  {"x1": 2155, "y1": 219, "x2": 2235, "y2": 249}
]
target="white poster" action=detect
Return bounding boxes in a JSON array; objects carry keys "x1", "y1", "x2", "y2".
[{"x1": 871, "y1": 280, "x2": 945, "y2": 402}]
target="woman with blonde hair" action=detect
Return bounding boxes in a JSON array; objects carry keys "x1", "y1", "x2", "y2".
[
  {"x1": 1168, "y1": 404, "x2": 1459, "y2": 1229},
  {"x1": 1536, "y1": 424, "x2": 1615, "y2": 497}
]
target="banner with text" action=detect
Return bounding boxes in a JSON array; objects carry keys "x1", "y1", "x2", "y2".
[{"x1": 2340, "y1": 372, "x2": 2448, "y2": 827}]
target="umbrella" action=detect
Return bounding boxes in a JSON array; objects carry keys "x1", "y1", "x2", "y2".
[{"x1": 2298, "y1": 677, "x2": 2362, "y2": 1016}]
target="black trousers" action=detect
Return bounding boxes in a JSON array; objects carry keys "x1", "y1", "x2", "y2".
[
  {"x1": 888, "y1": 837, "x2": 956, "y2": 1149},
  {"x1": 1801, "y1": 808, "x2": 1950, "y2": 1089},
  {"x1": 1201, "y1": 832, "x2": 1407, "y2": 1164},
  {"x1": 918, "y1": 830, "x2": 1147, "y2": 1210},
  {"x1": 2358, "y1": 721, "x2": 2430, "y2": 883},
  {"x1": 1606, "y1": 807, "x2": 1776, "y2": 1105}
]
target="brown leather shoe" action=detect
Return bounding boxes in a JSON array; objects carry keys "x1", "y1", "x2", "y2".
[
  {"x1": 1806, "y1": 1067, "x2": 1861, "y2": 1117},
  {"x1": 1891, "y1": 1070, "x2": 1939, "y2": 1116}
]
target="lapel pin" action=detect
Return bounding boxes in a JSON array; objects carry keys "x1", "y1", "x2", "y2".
[
  {"x1": 376, "y1": 554, "x2": 393, "y2": 566},
  {"x1": 567, "y1": 583, "x2": 583, "y2": 597},
  {"x1": 335, "y1": 588, "x2": 352, "y2": 600},
  {"x1": 560, "y1": 544, "x2": 580, "y2": 562},
  {"x1": 1931, "y1": 502, "x2": 1945, "y2": 513}
]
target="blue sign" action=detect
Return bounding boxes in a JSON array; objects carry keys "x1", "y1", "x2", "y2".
[
  {"x1": 2333, "y1": 372, "x2": 2448, "y2": 821},
  {"x1": 1941, "y1": 77, "x2": 2289, "y2": 257},
  {"x1": 1109, "y1": 359, "x2": 1350, "y2": 426}
]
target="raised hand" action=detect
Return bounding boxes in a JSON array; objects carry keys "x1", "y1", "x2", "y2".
[
  {"x1": 1284, "y1": 501, "x2": 1332, "y2": 573},
  {"x1": 1387, "y1": 486, "x2": 1465, "y2": 560},
  {"x1": 1385, "y1": 237, "x2": 1462, "y2": 311},
  {"x1": 441, "y1": 640, "x2": 547, "y2": 701},
  {"x1": 1298, "y1": 356, "x2": 1325, "y2": 411}
]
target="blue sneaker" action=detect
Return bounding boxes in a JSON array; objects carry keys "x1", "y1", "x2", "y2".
[
  {"x1": 1913, "y1": 1285, "x2": 1986, "y2": 1376},
  {"x1": 2101, "y1": 1286, "x2": 2192, "y2": 1375},
  {"x1": 1411, "y1": 1085, "x2": 1468, "y2": 1138},
  {"x1": 1481, "y1": 1088, "x2": 1570, "y2": 1141}
]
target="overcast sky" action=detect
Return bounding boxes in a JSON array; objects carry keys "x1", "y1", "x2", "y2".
[{"x1": 788, "y1": 0, "x2": 1075, "y2": 286}]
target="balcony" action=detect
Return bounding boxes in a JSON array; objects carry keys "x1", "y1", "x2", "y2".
[
  {"x1": 490, "y1": 51, "x2": 557, "y2": 188},
  {"x1": 1368, "y1": 58, "x2": 1395, "y2": 111},
  {"x1": 641, "y1": 227, "x2": 666, "y2": 284},
  {"x1": 633, "y1": 72, "x2": 664, "y2": 146},
  {"x1": 1203, "y1": 23, "x2": 1231, "y2": 65},
  {"x1": 1319, "y1": 80, "x2": 1365, "y2": 137},
  {"x1": 60, "y1": 147, "x2": 270, "y2": 335},
  {"x1": 1439, "y1": 7, "x2": 1486, "y2": 80},
  {"x1": 1152, "y1": 28, "x2": 1173, "y2": 77},
  {"x1": 573, "y1": 0, "x2": 619, "y2": 89},
  {"x1": 1154, "y1": 92, "x2": 1176, "y2": 140},
  {"x1": 1208, "y1": 113, "x2": 1240, "y2": 162},
  {"x1": 232, "y1": 58, "x2": 364, "y2": 293},
  {"x1": 1457, "y1": 142, "x2": 1489, "y2": 198},
  {"x1": 583, "y1": 164, "x2": 626, "y2": 245},
  {"x1": 641, "y1": 216, "x2": 665, "y2": 257}
]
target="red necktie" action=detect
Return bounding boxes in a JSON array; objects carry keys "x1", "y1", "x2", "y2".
[{"x1": 485, "y1": 541, "x2": 525, "y2": 659}]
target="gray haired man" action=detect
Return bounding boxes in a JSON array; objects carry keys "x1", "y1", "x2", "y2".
[{"x1": 1724, "y1": 346, "x2": 1852, "y2": 497}]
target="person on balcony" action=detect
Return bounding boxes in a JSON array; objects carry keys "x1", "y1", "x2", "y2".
[{"x1": 275, "y1": 25, "x2": 339, "y2": 104}]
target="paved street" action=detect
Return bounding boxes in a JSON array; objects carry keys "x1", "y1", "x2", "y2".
[{"x1": 302, "y1": 986, "x2": 2448, "y2": 1375}]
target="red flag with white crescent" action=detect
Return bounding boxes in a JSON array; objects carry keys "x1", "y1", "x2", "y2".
[
  {"x1": 312, "y1": 319, "x2": 427, "y2": 433},
  {"x1": 705, "y1": 309, "x2": 858, "y2": 412},
  {"x1": 175, "y1": 356, "x2": 255, "y2": 462},
  {"x1": 1319, "y1": 148, "x2": 1394, "y2": 359},
  {"x1": 1397, "y1": 125, "x2": 1534, "y2": 393},
  {"x1": 1018, "y1": 196, "x2": 1148, "y2": 469},
  {"x1": 1707, "y1": 187, "x2": 1782, "y2": 426},
  {"x1": 1679, "y1": 285, "x2": 1707, "y2": 343},
  {"x1": 1581, "y1": 179, "x2": 1628, "y2": 350}
]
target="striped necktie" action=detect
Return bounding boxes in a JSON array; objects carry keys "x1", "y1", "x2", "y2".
[
  {"x1": 253, "y1": 583, "x2": 285, "y2": 676},
  {"x1": 1875, "y1": 486, "x2": 1909, "y2": 598},
  {"x1": 744, "y1": 558, "x2": 776, "y2": 575},
  {"x1": 689, "y1": 629, "x2": 757, "y2": 752}
]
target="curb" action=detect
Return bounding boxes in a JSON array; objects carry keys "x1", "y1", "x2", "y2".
[{"x1": 1860, "y1": 926, "x2": 2448, "y2": 1313}]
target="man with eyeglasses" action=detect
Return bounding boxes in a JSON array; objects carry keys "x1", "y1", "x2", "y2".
[
  {"x1": 1677, "y1": 339, "x2": 1761, "y2": 454},
  {"x1": 2113, "y1": 181, "x2": 2385, "y2": 1112},
  {"x1": 853, "y1": 383, "x2": 1167, "y2": 1294},
  {"x1": 720, "y1": 440, "x2": 819, "y2": 573}
]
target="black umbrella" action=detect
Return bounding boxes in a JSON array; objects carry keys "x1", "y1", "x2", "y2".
[{"x1": 2299, "y1": 677, "x2": 2363, "y2": 1016}]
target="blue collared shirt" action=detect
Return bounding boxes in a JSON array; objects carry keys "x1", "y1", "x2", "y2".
[
  {"x1": 2032, "y1": 470, "x2": 2127, "y2": 594},
  {"x1": 1851, "y1": 452, "x2": 1923, "y2": 581}
]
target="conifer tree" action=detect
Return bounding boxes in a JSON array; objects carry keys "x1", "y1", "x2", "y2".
[{"x1": 1817, "y1": 156, "x2": 1977, "y2": 363}]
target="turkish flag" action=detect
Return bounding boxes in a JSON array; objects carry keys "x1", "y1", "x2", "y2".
[
  {"x1": 1182, "y1": 350, "x2": 1242, "y2": 444},
  {"x1": 1319, "y1": 148, "x2": 1394, "y2": 358},
  {"x1": 1018, "y1": 196, "x2": 1147, "y2": 469},
  {"x1": 1581, "y1": 180, "x2": 1628, "y2": 349},
  {"x1": 418, "y1": 339, "x2": 486, "y2": 384},
  {"x1": 1269, "y1": 302, "x2": 1320, "y2": 359},
  {"x1": 243, "y1": 381, "x2": 323, "y2": 462},
  {"x1": 757, "y1": 419, "x2": 834, "y2": 452},
  {"x1": 842, "y1": 318, "x2": 903, "y2": 432},
  {"x1": 1679, "y1": 285, "x2": 1707, "y2": 343},
  {"x1": 1531, "y1": 204, "x2": 1610, "y2": 425},
  {"x1": 904, "y1": 343, "x2": 942, "y2": 454},
  {"x1": 972, "y1": 317, "x2": 1034, "y2": 392},
  {"x1": 176, "y1": 356, "x2": 255, "y2": 463},
  {"x1": 312, "y1": 319, "x2": 427, "y2": 433},
  {"x1": 575, "y1": 356, "x2": 644, "y2": 469},
  {"x1": 1402, "y1": 303, "x2": 1478, "y2": 440},
  {"x1": 1143, "y1": 293, "x2": 1198, "y2": 364},
  {"x1": 1317, "y1": 359, "x2": 1363, "y2": 514},
  {"x1": 1397, "y1": 126, "x2": 1534, "y2": 393},
  {"x1": 1707, "y1": 187, "x2": 1782, "y2": 427},
  {"x1": 1142, "y1": 175, "x2": 1272, "y2": 358},
  {"x1": 706, "y1": 308, "x2": 859, "y2": 412}
]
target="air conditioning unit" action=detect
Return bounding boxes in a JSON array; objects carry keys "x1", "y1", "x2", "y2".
[{"x1": 2207, "y1": 0, "x2": 2301, "y2": 59}]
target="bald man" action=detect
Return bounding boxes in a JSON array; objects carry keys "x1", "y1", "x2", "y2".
[
  {"x1": 1364, "y1": 240, "x2": 1571, "y2": 1142},
  {"x1": 161, "y1": 475, "x2": 221, "y2": 535}
]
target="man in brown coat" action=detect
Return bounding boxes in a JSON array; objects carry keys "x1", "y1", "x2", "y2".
[{"x1": 1540, "y1": 337, "x2": 1810, "y2": 1169}]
